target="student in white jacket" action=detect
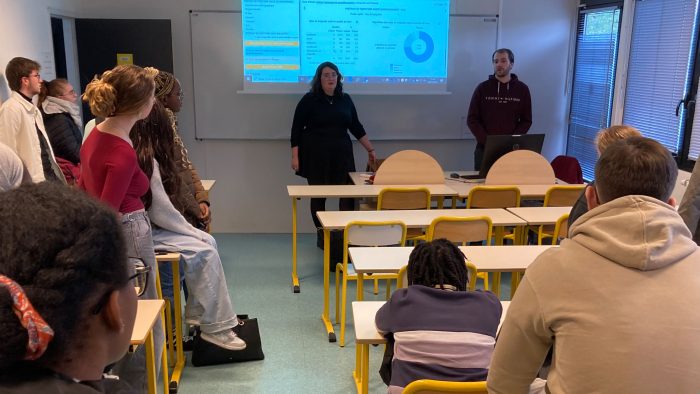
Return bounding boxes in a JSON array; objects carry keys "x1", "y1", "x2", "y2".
[
  {"x1": 130, "y1": 101, "x2": 245, "y2": 351},
  {"x1": 488, "y1": 137, "x2": 700, "y2": 394},
  {"x1": 0, "y1": 57, "x2": 64, "y2": 183}
]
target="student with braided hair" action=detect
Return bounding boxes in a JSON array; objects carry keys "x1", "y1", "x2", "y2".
[
  {"x1": 153, "y1": 71, "x2": 211, "y2": 229},
  {"x1": 0, "y1": 182, "x2": 138, "y2": 393},
  {"x1": 374, "y1": 239, "x2": 502, "y2": 394}
]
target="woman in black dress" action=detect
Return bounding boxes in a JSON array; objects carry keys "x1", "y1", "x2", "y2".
[{"x1": 291, "y1": 61, "x2": 376, "y2": 247}]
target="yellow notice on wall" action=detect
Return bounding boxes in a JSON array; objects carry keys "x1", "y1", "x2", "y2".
[{"x1": 116, "y1": 53, "x2": 134, "y2": 65}]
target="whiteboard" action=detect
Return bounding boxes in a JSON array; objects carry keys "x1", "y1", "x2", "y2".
[{"x1": 190, "y1": 11, "x2": 498, "y2": 140}]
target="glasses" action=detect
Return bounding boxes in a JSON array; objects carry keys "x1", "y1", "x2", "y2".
[{"x1": 91, "y1": 262, "x2": 151, "y2": 315}]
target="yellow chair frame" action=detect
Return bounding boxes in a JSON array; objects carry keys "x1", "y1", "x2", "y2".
[
  {"x1": 426, "y1": 216, "x2": 492, "y2": 290},
  {"x1": 335, "y1": 220, "x2": 407, "y2": 347},
  {"x1": 533, "y1": 185, "x2": 583, "y2": 244},
  {"x1": 466, "y1": 186, "x2": 520, "y2": 245},
  {"x1": 551, "y1": 213, "x2": 570, "y2": 245},
  {"x1": 402, "y1": 379, "x2": 488, "y2": 394}
]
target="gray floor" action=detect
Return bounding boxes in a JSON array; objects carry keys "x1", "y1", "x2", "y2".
[{"x1": 173, "y1": 233, "x2": 511, "y2": 394}]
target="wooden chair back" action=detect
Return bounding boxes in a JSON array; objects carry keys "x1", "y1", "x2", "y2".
[
  {"x1": 544, "y1": 185, "x2": 586, "y2": 207},
  {"x1": 485, "y1": 150, "x2": 555, "y2": 185},
  {"x1": 426, "y1": 216, "x2": 492, "y2": 245},
  {"x1": 374, "y1": 150, "x2": 444, "y2": 184},
  {"x1": 378, "y1": 187, "x2": 431, "y2": 210},
  {"x1": 467, "y1": 186, "x2": 521, "y2": 208}
]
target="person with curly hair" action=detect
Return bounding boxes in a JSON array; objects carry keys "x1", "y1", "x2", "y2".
[{"x1": 0, "y1": 182, "x2": 138, "y2": 393}]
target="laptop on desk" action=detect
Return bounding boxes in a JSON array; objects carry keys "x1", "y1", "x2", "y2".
[{"x1": 463, "y1": 134, "x2": 546, "y2": 180}]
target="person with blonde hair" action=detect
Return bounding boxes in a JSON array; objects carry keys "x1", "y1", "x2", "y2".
[
  {"x1": 568, "y1": 125, "x2": 642, "y2": 226},
  {"x1": 79, "y1": 64, "x2": 162, "y2": 393}
]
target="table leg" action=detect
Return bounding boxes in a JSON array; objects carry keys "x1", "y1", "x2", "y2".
[
  {"x1": 159, "y1": 308, "x2": 169, "y2": 394},
  {"x1": 357, "y1": 273, "x2": 364, "y2": 301},
  {"x1": 292, "y1": 198, "x2": 300, "y2": 293},
  {"x1": 361, "y1": 343, "x2": 370, "y2": 394},
  {"x1": 510, "y1": 272, "x2": 522, "y2": 299},
  {"x1": 321, "y1": 229, "x2": 336, "y2": 342},
  {"x1": 437, "y1": 196, "x2": 444, "y2": 209},
  {"x1": 145, "y1": 331, "x2": 157, "y2": 394},
  {"x1": 353, "y1": 341, "x2": 363, "y2": 393},
  {"x1": 491, "y1": 272, "x2": 502, "y2": 298},
  {"x1": 170, "y1": 259, "x2": 185, "y2": 392}
]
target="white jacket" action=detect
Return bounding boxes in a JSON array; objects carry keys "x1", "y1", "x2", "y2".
[
  {"x1": 488, "y1": 195, "x2": 700, "y2": 394},
  {"x1": 0, "y1": 91, "x2": 57, "y2": 182}
]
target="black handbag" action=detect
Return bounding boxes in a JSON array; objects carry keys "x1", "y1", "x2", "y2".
[{"x1": 191, "y1": 317, "x2": 265, "y2": 366}]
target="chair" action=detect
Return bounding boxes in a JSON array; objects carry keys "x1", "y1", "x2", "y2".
[
  {"x1": 551, "y1": 155, "x2": 583, "y2": 184},
  {"x1": 374, "y1": 187, "x2": 431, "y2": 293},
  {"x1": 551, "y1": 213, "x2": 570, "y2": 245},
  {"x1": 426, "y1": 216, "x2": 492, "y2": 290},
  {"x1": 373, "y1": 150, "x2": 445, "y2": 185},
  {"x1": 466, "y1": 186, "x2": 520, "y2": 245},
  {"x1": 402, "y1": 379, "x2": 488, "y2": 394},
  {"x1": 397, "y1": 261, "x2": 478, "y2": 291},
  {"x1": 334, "y1": 221, "x2": 407, "y2": 347},
  {"x1": 531, "y1": 185, "x2": 584, "y2": 244},
  {"x1": 485, "y1": 150, "x2": 555, "y2": 185}
]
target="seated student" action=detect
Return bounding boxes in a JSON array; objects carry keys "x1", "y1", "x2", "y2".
[
  {"x1": 375, "y1": 239, "x2": 502, "y2": 394},
  {"x1": 0, "y1": 182, "x2": 138, "y2": 393},
  {"x1": 568, "y1": 125, "x2": 641, "y2": 227},
  {"x1": 488, "y1": 137, "x2": 700, "y2": 393},
  {"x1": 131, "y1": 101, "x2": 245, "y2": 351}
]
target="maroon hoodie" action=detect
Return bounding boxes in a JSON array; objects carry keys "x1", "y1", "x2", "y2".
[{"x1": 467, "y1": 74, "x2": 532, "y2": 145}]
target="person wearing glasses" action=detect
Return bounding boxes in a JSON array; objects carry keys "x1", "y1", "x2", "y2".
[
  {"x1": 0, "y1": 182, "x2": 138, "y2": 393},
  {"x1": 154, "y1": 71, "x2": 211, "y2": 231},
  {"x1": 38, "y1": 79, "x2": 83, "y2": 169},
  {"x1": 0, "y1": 57, "x2": 65, "y2": 184},
  {"x1": 290, "y1": 61, "x2": 376, "y2": 254},
  {"x1": 80, "y1": 64, "x2": 162, "y2": 392}
]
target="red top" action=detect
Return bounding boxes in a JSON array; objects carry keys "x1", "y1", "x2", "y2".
[{"x1": 79, "y1": 128, "x2": 149, "y2": 214}]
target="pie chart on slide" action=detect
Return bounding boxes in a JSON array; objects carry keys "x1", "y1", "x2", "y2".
[{"x1": 404, "y1": 31, "x2": 434, "y2": 63}]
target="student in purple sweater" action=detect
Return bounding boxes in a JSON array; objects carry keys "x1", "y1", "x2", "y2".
[{"x1": 375, "y1": 239, "x2": 502, "y2": 394}]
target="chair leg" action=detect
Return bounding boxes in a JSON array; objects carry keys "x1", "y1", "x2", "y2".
[
  {"x1": 335, "y1": 267, "x2": 341, "y2": 324},
  {"x1": 373, "y1": 278, "x2": 379, "y2": 295},
  {"x1": 385, "y1": 279, "x2": 392, "y2": 300},
  {"x1": 339, "y1": 272, "x2": 349, "y2": 347}
]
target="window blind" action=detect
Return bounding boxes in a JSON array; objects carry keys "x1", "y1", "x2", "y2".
[
  {"x1": 622, "y1": 0, "x2": 699, "y2": 154},
  {"x1": 567, "y1": 7, "x2": 622, "y2": 181}
]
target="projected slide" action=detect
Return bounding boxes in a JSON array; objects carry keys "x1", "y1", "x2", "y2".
[{"x1": 241, "y1": 0, "x2": 450, "y2": 93}]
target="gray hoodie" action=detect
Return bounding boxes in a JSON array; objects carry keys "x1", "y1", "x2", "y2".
[{"x1": 488, "y1": 195, "x2": 700, "y2": 394}]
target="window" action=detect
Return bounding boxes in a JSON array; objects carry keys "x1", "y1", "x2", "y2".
[
  {"x1": 567, "y1": 7, "x2": 622, "y2": 181},
  {"x1": 623, "y1": 0, "x2": 699, "y2": 156}
]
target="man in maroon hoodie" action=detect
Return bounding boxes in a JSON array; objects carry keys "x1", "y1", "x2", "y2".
[{"x1": 467, "y1": 48, "x2": 532, "y2": 171}]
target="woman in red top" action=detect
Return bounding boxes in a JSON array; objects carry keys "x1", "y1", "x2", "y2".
[{"x1": 79, "y1": 64, "x2": 160, "y2": 393}]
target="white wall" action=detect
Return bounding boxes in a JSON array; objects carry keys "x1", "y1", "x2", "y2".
[
  {"x1": 2, "y1": 0, "x2": 576, "y2": 233},
  {"x1": 0, "y1": 0, "x2": 75, "y2": 101}
]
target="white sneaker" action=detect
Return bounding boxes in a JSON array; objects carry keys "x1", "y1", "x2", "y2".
[{"x1": 200, "y1": 329, "x2": 247, "y2": 351}]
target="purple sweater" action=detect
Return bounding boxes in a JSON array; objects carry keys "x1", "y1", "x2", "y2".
[
  {"x1": 467, "y1": 74, "x2": 532, "y2": 145},
  {"x1": 375, "y1": 285, "x2": 502, "y2": 393}
]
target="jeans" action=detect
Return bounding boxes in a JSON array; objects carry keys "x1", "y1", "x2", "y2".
[
  {"x1": 153, "y1": 227, "x2": 238, "y2": 334},
  {"x1": 106, "y1": 211, "x2": 164, "y2": 394}
]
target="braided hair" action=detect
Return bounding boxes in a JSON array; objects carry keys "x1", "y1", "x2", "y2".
[
  {"x1": 0, "y1": 182, "x2": 129, "y2": 376},
  {"x1": 407, "y1": 239, "x2": 469, "y2": 291}
]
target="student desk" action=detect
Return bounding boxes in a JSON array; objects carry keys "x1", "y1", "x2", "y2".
[
  {"x1": 315, "y1": 208, "x2": 525, "y2": 342},
  {"x1": 131, "y1": 299, "x2": 168, "y2": 394},
  {"x1": 352, "y1": 300, "x2": 511, "y2": 394},
  {"x1": 349, "y1": 245, "x2": 554, "y2": 300},
  {"x1": 507, "y1": 206, "x2": 573, "y2": 225},
  {"x1": 287, "y1": 184, "x2": 459, "y2": 294}
]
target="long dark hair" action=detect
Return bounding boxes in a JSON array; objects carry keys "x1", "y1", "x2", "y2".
[
  {"x1": 130, "y1": 101, "x2": 188, "y2": 213},
  {"x1": 407, "y1": 239, "x2": 469, "y2": 291},
  {"x1": 0, "y1": 183, "x2": 128, "y2": 374},
  {"x1": 310, "y1": 61, "x2": 343, "y2": 96}
]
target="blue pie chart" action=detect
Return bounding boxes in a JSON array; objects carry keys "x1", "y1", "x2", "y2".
[{"x1": 404, "y1": 31, "x2": 434, "y2": 63}]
